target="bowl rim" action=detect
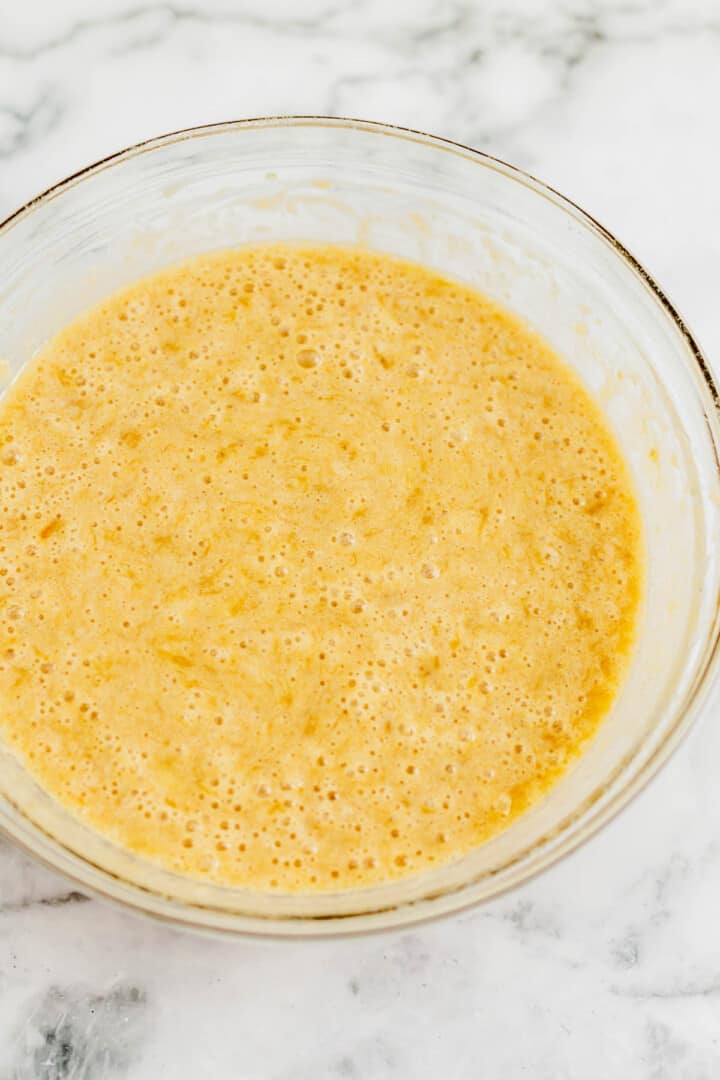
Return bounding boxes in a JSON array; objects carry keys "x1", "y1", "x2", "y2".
[{"x1": 1, "y1": 114, "x2": 719, "y2": 940}]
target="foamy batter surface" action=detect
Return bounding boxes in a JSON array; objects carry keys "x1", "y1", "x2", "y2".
[{"x1": 0, "y1": 244, "x2": 641, "y2": 891}]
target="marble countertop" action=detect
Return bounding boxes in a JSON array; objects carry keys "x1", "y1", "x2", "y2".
[{"x1": 2, "y1": 0, "x2": 720, "y2": 1075}]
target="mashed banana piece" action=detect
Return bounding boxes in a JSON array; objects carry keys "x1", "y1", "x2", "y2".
[{"x1": 0, "y1": 244, "x2": 641, "y2": 891}]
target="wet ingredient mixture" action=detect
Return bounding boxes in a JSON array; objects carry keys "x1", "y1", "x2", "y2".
[{"x1": 0, "y1": 244, "x2": 642, "y2": 891}]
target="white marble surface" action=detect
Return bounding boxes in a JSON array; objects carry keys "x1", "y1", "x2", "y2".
[{"x1": 2, "y1": 0, "x2": 720, "y2": 1075}]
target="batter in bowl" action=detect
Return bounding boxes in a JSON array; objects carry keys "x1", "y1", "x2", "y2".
[{"x1": 0, "y1": 244, "x2": 642, "y2": 891}]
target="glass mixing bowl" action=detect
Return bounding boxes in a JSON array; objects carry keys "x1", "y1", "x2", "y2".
[{"x1": 0, "y1": 117, "x2": 718, "y2": 938}]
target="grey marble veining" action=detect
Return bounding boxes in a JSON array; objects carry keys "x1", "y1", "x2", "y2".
[
  {"x1": 1, "y1": 0, "x2": 720, "y2": 1076},
  {"x1": 9, "y1": 984, "x2": 149, "y2": 1080}
]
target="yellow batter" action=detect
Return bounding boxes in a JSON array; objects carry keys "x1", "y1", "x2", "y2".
[{"x1": 0, "y1": 244, "x2": 642, "y2": 892}]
